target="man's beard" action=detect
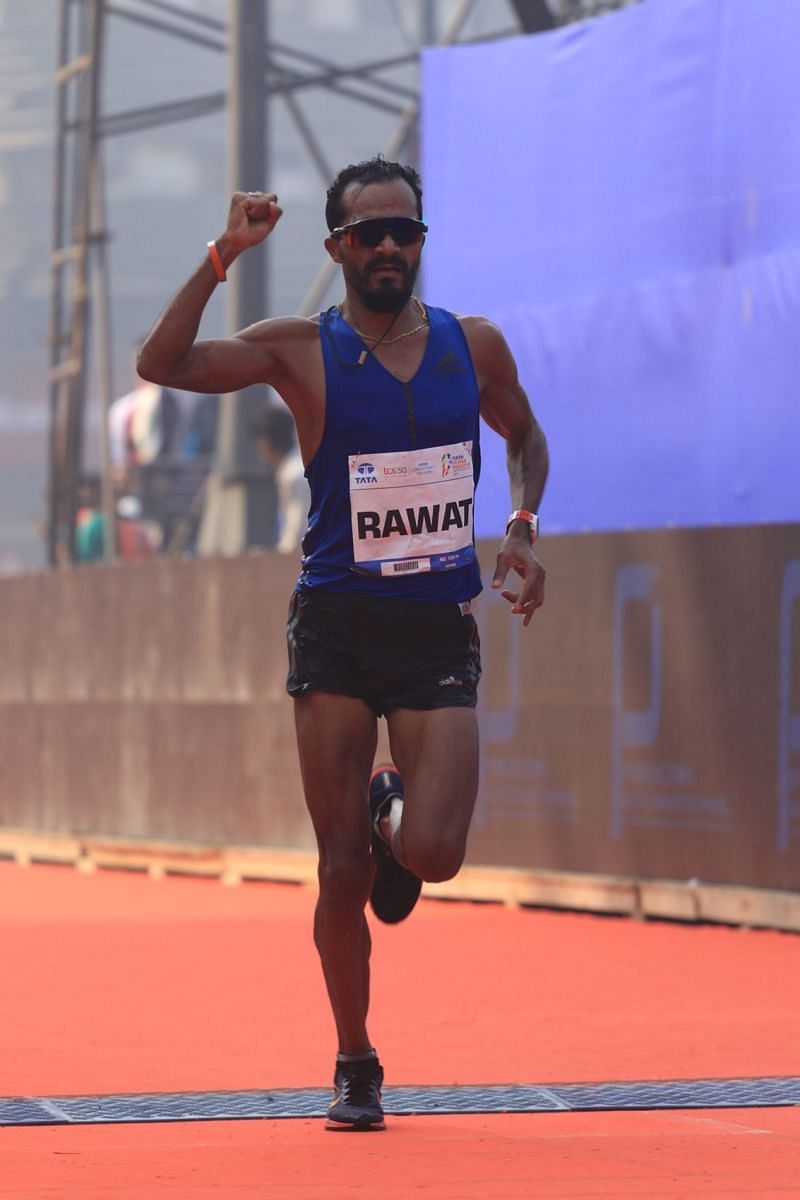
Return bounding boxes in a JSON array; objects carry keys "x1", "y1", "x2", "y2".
[{"x1": 350, "y1": 258, "x2": 419, "y2": 313}]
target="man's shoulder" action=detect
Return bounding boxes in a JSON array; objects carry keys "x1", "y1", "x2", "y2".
[
  {"x1": 424, "y1": 306, "x2": 499, "y2": 336},
  {"x1": 454, "y1": 312, "x2": 500, "y2": 333},
  {"x1": 452, "y1": 313, "x2": 508, "y2": 355},
  {"x1": 243, "y1": 315, "x2": 321, "y2": 343}
]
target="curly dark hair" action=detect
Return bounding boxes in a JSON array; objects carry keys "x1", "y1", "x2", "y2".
[{"x1": 325, "y1": 155, "x2": 423, "y2": 231}]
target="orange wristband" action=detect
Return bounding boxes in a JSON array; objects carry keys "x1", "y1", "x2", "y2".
[{"x1": 207, "y1": 240, "x2": 226, "y2": 282}]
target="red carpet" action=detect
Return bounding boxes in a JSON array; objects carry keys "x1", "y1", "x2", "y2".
[{"x1": 1, "y1": 862, "x2": 798, "y2": 1197}]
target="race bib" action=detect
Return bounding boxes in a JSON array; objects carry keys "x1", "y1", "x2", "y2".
[{"x1": 348, "y1": 442, "x2": 476, "y2": 578}]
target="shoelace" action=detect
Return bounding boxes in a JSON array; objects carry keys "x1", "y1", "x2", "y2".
[{"x1": 338, "y1": 1062, "x2": 381, "y2": 1106}]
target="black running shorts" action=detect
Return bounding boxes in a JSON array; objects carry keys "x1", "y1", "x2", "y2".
[{"x1": 286, "y1": 588, "x2": 482, "y2": 716}]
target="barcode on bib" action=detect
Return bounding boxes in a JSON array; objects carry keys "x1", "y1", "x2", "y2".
[{"x1": 379, "y1": 557, "x2": 431, "y2": 577}]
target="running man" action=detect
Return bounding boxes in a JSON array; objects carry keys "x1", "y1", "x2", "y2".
[{"x1": 138, "y1": 156, "x2": 548, "y2": 1131}]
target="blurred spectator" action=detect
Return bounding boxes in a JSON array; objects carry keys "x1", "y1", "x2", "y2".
[
  {"x1": 73, "y1": 475, "x2": 159, "y2": 563},
  {"x1": 74, "y1": 475, "x2": 105, "y2": 562},
  {"x1": 108, "y1": 344, "x2": 217, "y2": 554},
  {"x1": 182, "y1": 393, "x2": 219, "y2": 458},
  {"x1": 115, "y1": 494, "x2": 158, "y2": 561},
  {"x1": 108, "y1": 341, "x2": 185, "y2": 481},
  {"x1": 252, "y1": 405, "x2": 310, "y2": 554}
]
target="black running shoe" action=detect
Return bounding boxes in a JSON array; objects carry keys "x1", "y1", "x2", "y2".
[
  {"x1": 369, "y1": 764, "x2": 422, "y2": 924},
  {"x1": 325, "y1": 1056, "x2": 385, "y2": 1131}
]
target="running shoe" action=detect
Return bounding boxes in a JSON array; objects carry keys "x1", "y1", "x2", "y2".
[
  {"x1": 369, "y1": 764, "x2": 422, "y2": 924},
  {"x1": 325, "y1": 1056, "x2": 385, "y2": 1131}
]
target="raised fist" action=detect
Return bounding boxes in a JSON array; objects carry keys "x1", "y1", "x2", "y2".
[{"x1": 225, "y1": 190, "x2": 283, "y2": 251}]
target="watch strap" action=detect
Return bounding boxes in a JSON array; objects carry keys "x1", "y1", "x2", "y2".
[{"x1": 506, "y1": 509, "x2": 539, "y2": 541}]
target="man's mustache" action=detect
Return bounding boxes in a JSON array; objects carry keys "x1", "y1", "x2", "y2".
[{"x1": 366, "y1": 257, "x2": 407, "y2": 274}]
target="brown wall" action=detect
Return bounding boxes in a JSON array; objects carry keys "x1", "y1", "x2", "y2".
[
  {"x1": 0, "y1": 554, "x2": 308, "y2": 850},
  {"x1": 1, "y1": 526, "x2": 799, "y2": 889}
]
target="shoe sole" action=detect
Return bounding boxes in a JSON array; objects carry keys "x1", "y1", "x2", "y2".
[{"x1": 325, "y1": 1115, "x2": 386, "y2": 1131}]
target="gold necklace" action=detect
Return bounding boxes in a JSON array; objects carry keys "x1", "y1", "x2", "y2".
[{"x1": 338, "y1": 297, "x2": 429, "y2": 344}]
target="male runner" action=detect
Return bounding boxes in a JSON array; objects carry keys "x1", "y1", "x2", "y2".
[{"x1": 138, "y1": 156, "x2": 548, "y2": 1132}]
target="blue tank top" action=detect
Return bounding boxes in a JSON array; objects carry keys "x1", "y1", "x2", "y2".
[{"x1": 298, "y1": 304, "x2": 482, "y2": 602}]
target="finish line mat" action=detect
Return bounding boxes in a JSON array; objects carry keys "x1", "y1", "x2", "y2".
[{"x1": 2, "y1": 1077, "x2": 799, "y2": 1127}]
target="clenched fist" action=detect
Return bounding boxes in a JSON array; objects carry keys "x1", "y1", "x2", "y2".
[{"x1": 220, "y1": 191, "x2": 283, "y2": 258}]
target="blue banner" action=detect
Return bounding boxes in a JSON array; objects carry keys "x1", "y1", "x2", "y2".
[{"x1": 422, "y1": 0, "x2": 800, "y2": 535}]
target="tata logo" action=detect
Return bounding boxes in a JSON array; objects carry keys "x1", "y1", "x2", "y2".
[{"x1": 355, "y1": 463, "x2": 377, "y2": 484}]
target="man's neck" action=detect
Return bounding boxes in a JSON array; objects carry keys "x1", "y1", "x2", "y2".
[{"x1": 338, "y1": 294, "x2": 420, "y2": 340}]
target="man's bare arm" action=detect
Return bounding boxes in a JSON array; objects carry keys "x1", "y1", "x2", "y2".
[
  {"x1": 465, "y1": 316, "x2": 549, "y2": 625},
  {"x1": 137, "y1": 191, "x2": 290, "y2": 394}
]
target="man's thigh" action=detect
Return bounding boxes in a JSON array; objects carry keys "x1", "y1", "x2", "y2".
[
  {"x1": 385, "y1": 706, "x2": 479, "y2": 852},
  {"x1": 293, "y1": 690, "x2": 378, "y2": 857}
]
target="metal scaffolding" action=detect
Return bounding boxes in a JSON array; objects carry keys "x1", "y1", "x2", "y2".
[{"x1": 48, "y1": 0, "x2": 114, "y2": 564}]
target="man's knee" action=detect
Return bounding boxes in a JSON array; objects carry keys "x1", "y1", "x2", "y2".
[
  {"x1": 403, "y1": 833, "x2": 466, "y2": 884},
  {"x1": 317, "y1": 852, "x2": 373, "y2": 907}
]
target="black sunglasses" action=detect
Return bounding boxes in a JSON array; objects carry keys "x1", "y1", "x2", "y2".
[{"x1": 331, "y1": 216, "x2": 428, "y2": 248}]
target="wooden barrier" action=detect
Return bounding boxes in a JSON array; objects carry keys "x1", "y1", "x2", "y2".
[
  {"x1": 0, "y1": 526, "x2": 798, "y2": 926},
  {"x1": 1, "y1": 827, "x2": 798, "y2": 932}
]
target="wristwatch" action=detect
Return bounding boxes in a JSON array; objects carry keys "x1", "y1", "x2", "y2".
[{"x1": 506, "y1": 509, "x2": 539, "y2": 542}]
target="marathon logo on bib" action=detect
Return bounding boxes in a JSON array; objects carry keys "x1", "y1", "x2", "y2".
[{"x1": 348, "y1": 442, "x2": 476, "y2": 578}]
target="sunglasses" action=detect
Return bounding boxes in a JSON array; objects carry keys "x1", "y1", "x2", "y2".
[{"x1": 331, "y1": 216, "x2": 428, "y2": 248}]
